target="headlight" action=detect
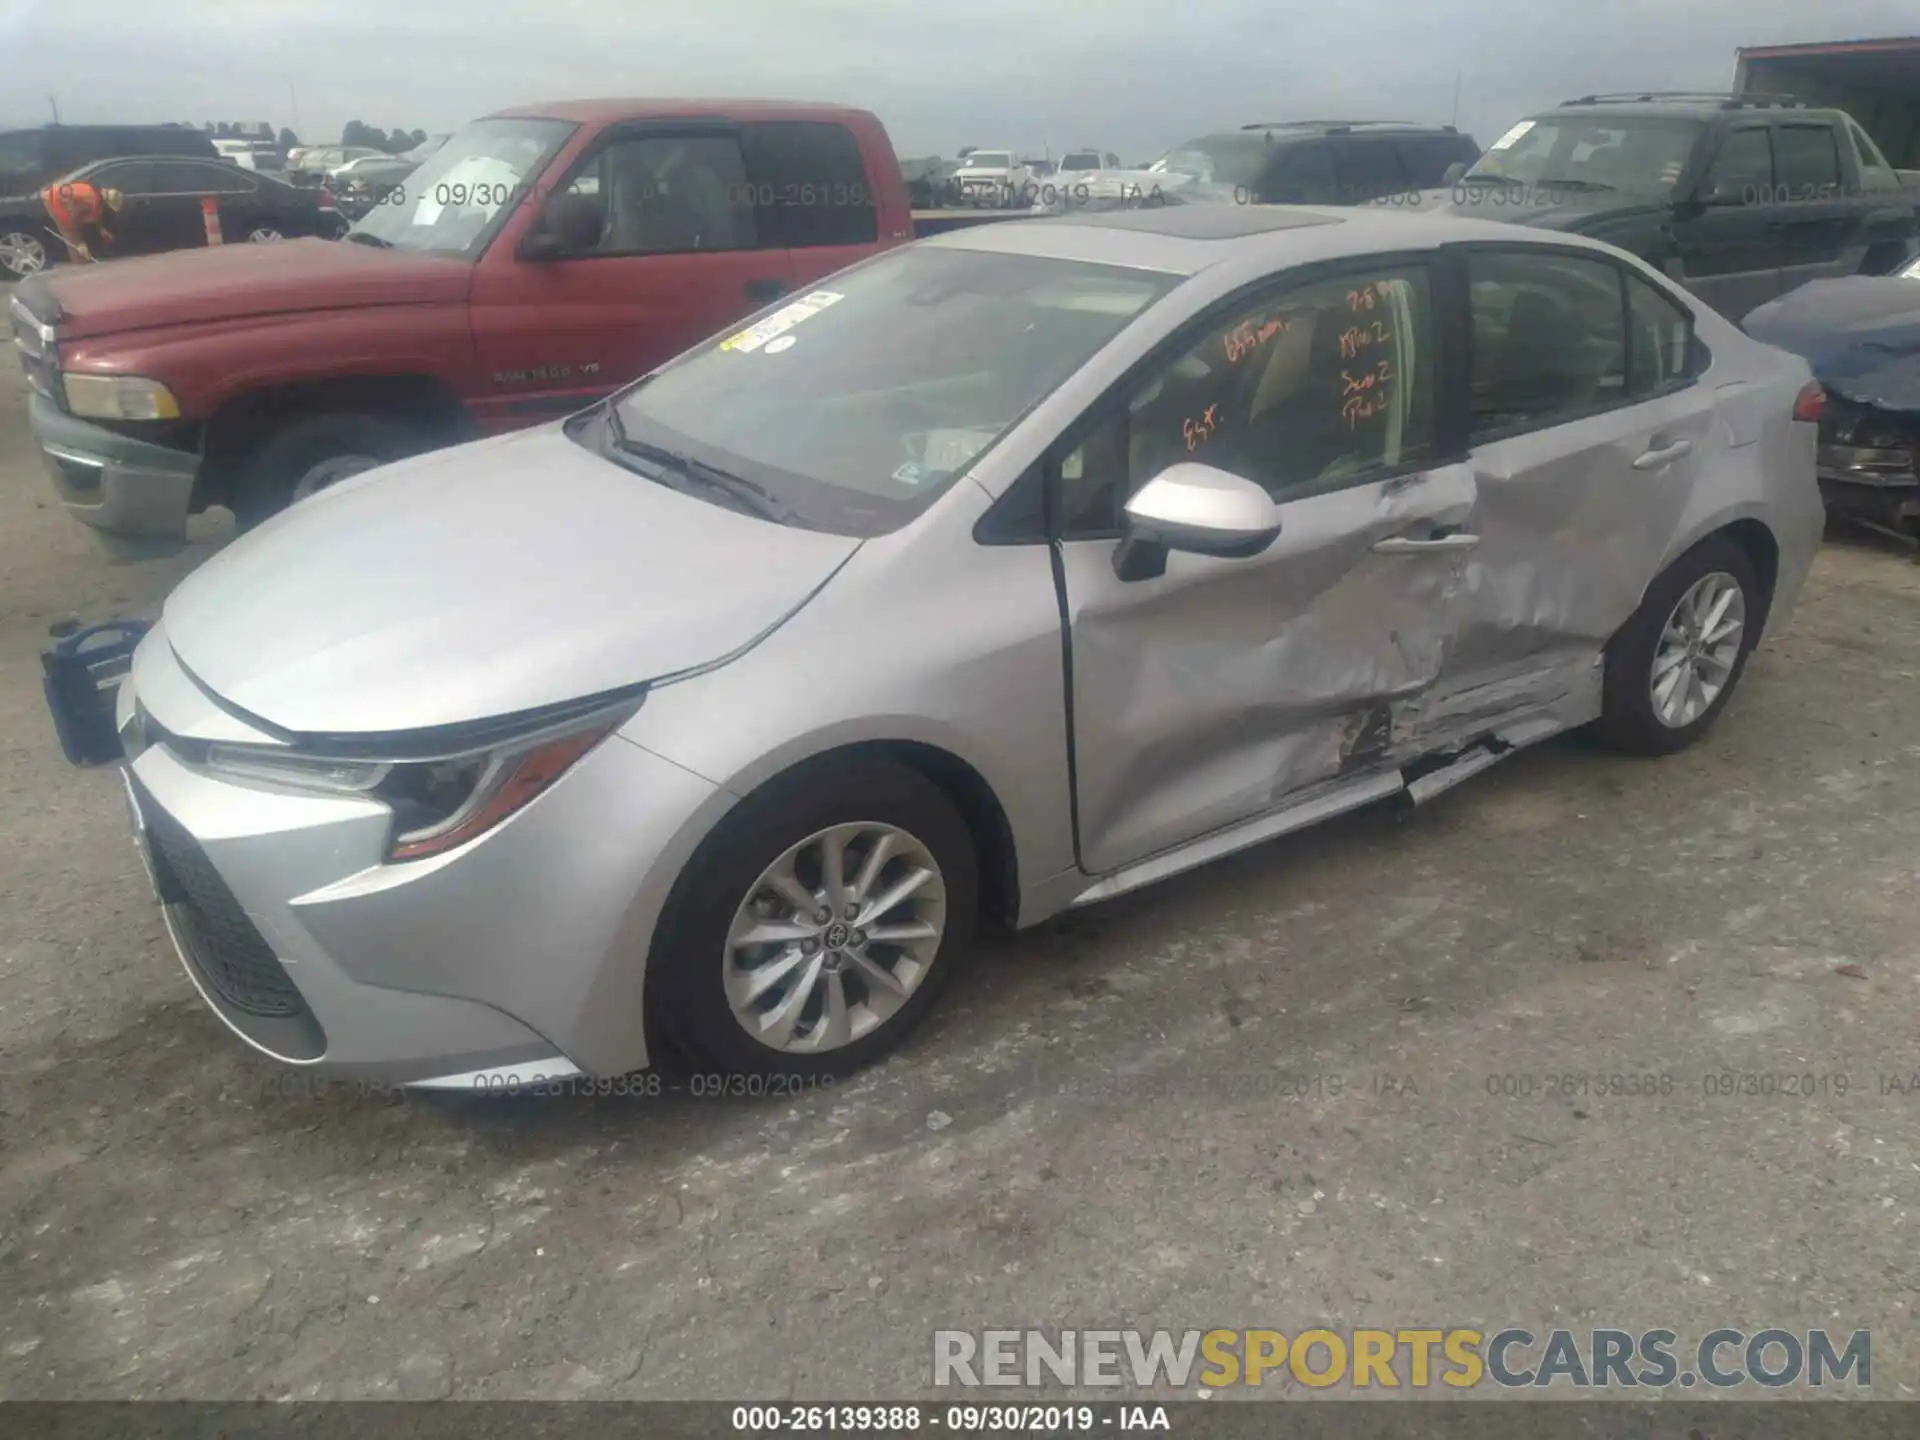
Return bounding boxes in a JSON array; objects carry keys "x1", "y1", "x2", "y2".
[
  {"x1": 202, "y1": 714, "x2": 621, "y2": 863},
  {"x1": 205, "y1": 744, "x2": 390, "y2": 793},
  {"x1": 379, "y1": 720, "x2": 618, "y2": 861},
  {"x1": 63, "y1": 373, "x2": 181, "y2": 421}
]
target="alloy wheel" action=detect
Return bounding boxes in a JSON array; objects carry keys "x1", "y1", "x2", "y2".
[
  {"x1": 1650, "y1": 570, "x2": 1745, "y2": 728},
  {"x1": 247, "y1": 227, "x2": 284, "y2": 243},
  {"x1": 0, "y1": 230, "x2": 47, "y2": 277},
  {"x1": 724, "y1": 822, "x2": 946, "y2": 1054}
]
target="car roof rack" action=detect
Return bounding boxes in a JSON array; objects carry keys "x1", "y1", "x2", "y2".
[{"x1": 1562, "y1": 91, "x2": 1812, "y2": 110}]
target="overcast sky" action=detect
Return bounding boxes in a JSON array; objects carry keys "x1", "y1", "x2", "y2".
[{"x1": 3, "y1": 0, "x2": 1916, "y2": 159}]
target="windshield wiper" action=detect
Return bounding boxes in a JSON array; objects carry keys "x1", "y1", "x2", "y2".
[
  {"x1": 344, "y1": 231, "x2": 394, "y2": 248},
  {"x1": 1534, "y1": 177, "x2": 1616, "y2": 192},
  {"x1": 606, "y1": 415, "x2": 799, "y2": 524}
]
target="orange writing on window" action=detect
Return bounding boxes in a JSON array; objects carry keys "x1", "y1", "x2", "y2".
[
  {"x1": 1339, "y1": 320, "x2": 1390, "y2": 360},
  {"x1": 1224, "y1": 315, "x2": 1289, "y2": 365},
  {"x1": 1347, "y1": 283, "x2": 1381, "y2": 314},
  {"x1": 1182, "y1": 402, "x2": 1224, "y2": 451}
]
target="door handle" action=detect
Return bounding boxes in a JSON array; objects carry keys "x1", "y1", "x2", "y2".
[
  {"x1": 1632, "y1": 438, "x2": 1694, "y2": 470},
  {"x1": 1372, "y1": 532, "x2": 1480, "y2": 554},
  {"x1": 744, "y1": 278, "x2": 788, "y2": 302}
]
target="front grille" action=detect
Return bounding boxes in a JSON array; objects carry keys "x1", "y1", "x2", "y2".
[{"x1": 134, "y1": 779, "x2": 309, "y2": 1020}]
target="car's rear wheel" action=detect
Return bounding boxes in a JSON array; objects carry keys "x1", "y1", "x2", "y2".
[
  {"x1": 247, "y1": 224, "x2": 285, "y2": 243},
  {"x1": 0, "y1": 224, "x2": 52, "y2": 278},
  {"x1": 1596, "y1": 534, "x2": 1761, "y2": 755},
  {"x1": 650, "y1": 758, "x2": 977, "y2": 1079},
  {"x1": 232, "y1": 412, "x2": 427, "y2": 529}
]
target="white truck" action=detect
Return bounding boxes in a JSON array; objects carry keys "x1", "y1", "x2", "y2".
[{"x1": 951, "y1": 149, "x2": 1033, "y2": 207}]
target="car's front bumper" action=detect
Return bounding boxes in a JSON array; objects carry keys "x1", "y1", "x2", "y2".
[
  {"x1": 29, "y1": 393, "x2": 200, "y2": 538},
  {"x1": 116, "y1": 630, "x2": 734, "y2": 1084}
]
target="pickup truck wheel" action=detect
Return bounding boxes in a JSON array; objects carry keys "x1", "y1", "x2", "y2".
[
  {"x1": 234, "y1": 413, "x2": 427, "y2": 529},
  {"x1": 0, "y1": 225, "x2": 52, "y2": 278}
]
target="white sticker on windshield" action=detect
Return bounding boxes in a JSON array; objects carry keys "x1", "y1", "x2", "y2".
[
  {"x1": 1489, "y1": 120, "x2": 1535, "y2": 151},
  {"x1": 720, "y1": 290, "x2": 844, "y2": 353},
  {"x1": 921, "y1": 428, "x2": 995, "y2": 471},
  {"x1": 763, "y1": 335, "x2": 797, "y2": 354}
]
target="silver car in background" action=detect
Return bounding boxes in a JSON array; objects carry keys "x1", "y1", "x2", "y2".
[{"x1": 114, "y1": 207, "x2": 1823, "y2": 1088}]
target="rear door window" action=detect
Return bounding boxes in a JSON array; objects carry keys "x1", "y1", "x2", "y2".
[
  {"x1": 1260, "y1": 143, "x2": 1336, "y2": 203},
  {"x1": 1466, "y1": 249, "x2": 1628, "y2": 437},
  {"x1": 1772, "y1": 124, "x2": 1843, "y2": 200},
  {"x1": 1624, "y1": 274, "x2": 1696, "y2": 395},
  {"x1": 1336, "y1": 140, "x2": 1408, "y2": 203},
  {"x1": 1394, "y1": 134, "x2": 1469, "y2": 187},
  {"x1": 739, "y1": 122, "x2": 878, "y2": 247}
]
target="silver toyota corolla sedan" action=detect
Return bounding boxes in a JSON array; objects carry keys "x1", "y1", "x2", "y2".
[{"x1": 112, "y1": 206, "x2": 1824, "y2": 1088}]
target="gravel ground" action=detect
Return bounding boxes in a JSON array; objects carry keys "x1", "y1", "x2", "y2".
[{"x1": 2, "y1": 357, "x2": 1919, "y2": 1402}]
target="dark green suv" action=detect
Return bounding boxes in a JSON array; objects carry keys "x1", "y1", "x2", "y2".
[{"x1": 1439, "y1": 93, "x2": 1919, "y2": 320}]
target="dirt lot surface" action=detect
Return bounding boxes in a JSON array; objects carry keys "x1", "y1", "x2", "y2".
[{"x1": 2, "y1": 357, "x2": 1920, "y2": 1402}]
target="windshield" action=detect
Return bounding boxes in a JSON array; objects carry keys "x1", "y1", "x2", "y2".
[
  {"x1": 345, "y1": 117, "x2": 576, "y2": 257},
  {"x1": 1151, "y1": 134, "x2": 1269, "y2": 187},
  {"x1": 602, "y1": 246, "x2": 1179, "y2": 536},
  {"x1": 966, "y1": 152, "x2": 1013, "y2": 169},
  {"x1": 1060, "y1": 153, "x2": 1103, "y2": 170},
  {"x1": 1465, "y1": 116, "x2": 1704, "y2": 196}
]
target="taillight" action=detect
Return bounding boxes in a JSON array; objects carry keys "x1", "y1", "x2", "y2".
[
  {"x1": 317, "y1": 186, "x2": 335, "y2": 208},
  {"x1": 1792, "y1": 381, "x2": 1825, "y2": 424}
]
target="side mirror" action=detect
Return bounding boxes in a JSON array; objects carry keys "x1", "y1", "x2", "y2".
[
  {"x1": 1441, "y1": 161, "x2": 1469, "y2": 186},
  {"x1": 1112, "y1": 463, "x2": 1283, "y2": 581},
  {"x1": 520, "y1": 192, "x2": 603, "y2": 260}
]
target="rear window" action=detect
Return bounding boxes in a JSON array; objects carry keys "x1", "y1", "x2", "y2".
[
  {"x1": 967, "y1": 152, "x2": 1013, "y2": 169},
  {"x1": 739, "y1": 122, "x2": 877, "y2": 247}
]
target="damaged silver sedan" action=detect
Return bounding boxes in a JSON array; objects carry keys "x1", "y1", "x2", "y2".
[{"x1": 116, "y1": 206, "x2": 1825, "y2": 1086}]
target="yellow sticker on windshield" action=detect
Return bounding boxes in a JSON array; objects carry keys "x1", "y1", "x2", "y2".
[{"x1": 719, "y1": 290, "x2": 845, "y2": 353}]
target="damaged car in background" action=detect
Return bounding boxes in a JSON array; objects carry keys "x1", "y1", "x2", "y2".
[
  {"x1": 1743, "y1": 252, "x2": 1920, "y2": 540},
  {"x1": 90, "y1": 207, "x2": 1822, "y2": 1090}
]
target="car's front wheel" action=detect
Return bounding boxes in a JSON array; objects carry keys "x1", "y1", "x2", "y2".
[
  {"x1": 232, "y1": 412, "x2": 427, "y2": 529},
  {"x1": 1597, "y1": 533, "x2": 1762, "y2": 755},
  {"x1": 650, "y1": 758, "x2": 978, "y2": 1079},
  {"x1": 0, "y1": 223, "x2": 53, "y2": 279}
]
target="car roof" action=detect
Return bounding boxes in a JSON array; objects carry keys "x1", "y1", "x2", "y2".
[
  {"x1": 928, "y1": 204, "x2": 1610, "y2": 276},
  {"x1": 485, "y1": 97, "x2": 879, "y2": 126}
]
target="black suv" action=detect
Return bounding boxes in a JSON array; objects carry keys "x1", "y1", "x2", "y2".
[
  {"x1": 0, "y1": 124, "x2": 221, "y2": 279},
  {"x1": 1438, "y1": 93, "x2": 1918, "y2": 319},
  {"x1": 1158, "y1": 120, "x2": 1482, "y2": 205}
]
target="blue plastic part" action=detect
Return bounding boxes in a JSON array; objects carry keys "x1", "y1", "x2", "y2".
[{"x1": 41, "y1": 619, "x2": 153, "y2": 766}]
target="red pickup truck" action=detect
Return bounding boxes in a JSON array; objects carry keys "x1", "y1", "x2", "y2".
[{"x1": 11, "y1": 99, "x2": 927, "y2": 537}]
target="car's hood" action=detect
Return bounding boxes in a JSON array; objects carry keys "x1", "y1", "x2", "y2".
[
  {"x1": 161, "y1": 425, "x2": 862, "y2": 736},
  {"x1": 1743, "y1": 277, "x2": 1920, "y2": 412},
  {"x1": 25, "y1": 239, "x2": 471, "y2": 340}
]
